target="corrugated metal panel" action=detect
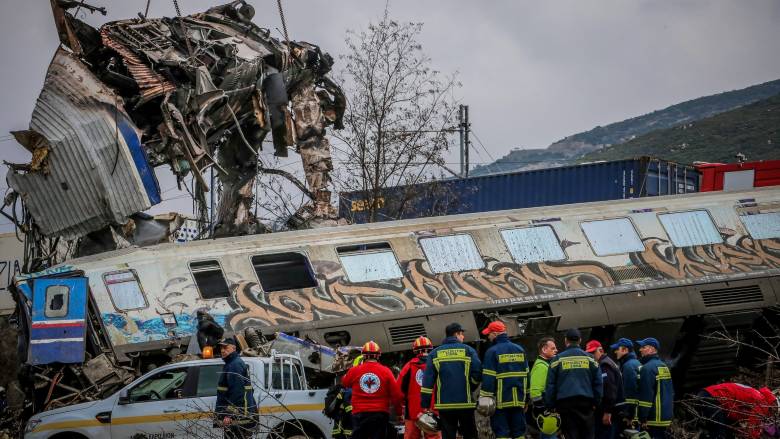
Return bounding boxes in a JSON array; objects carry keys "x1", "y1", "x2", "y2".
[
  {"x1": 339, "y1": 157, "x2": 700, "y2": 223},
  {"x1": 7, "y1": 49, "x2": 159, "y2": 240}
]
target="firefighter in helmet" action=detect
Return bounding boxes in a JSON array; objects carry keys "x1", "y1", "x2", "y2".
[
  {"x1": 342, "y1": 341, "x2": 403, "y2": 439},
  {"x1": 398, "y1": 336, "x2": 441, "y2": 439}
]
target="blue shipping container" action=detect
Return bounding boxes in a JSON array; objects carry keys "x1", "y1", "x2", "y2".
[{"x1": 339, "y1": 157, "x2": 700, "y2": 223}]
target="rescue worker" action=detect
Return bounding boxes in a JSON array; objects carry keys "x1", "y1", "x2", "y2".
[
  {"x1": 694, "y1": 382, "x2": 777, "y2": 439},
  {"x1": 611, "y1": 338, "x2": 640, "y2": 428},
  {"x1": 585, "y1": 340, "x2": 624, "y2": 439},
  {"x1": 398, "y1": 336, "x2": 440, "y2": 439},
  {"x1": 326, "y1": 373, "x2": 354, "y2": 439},
  {"x1": 480, "y1": 321, "x2": 529, "y2": 439},
  {"x1": 530, "y1": 337, "x2": 558, "y2": 439},
  {"x1": 216, "y1": 337, "x2": 257, "y2": 439},
  {"x1": 635, "y1": 338, "x2": 673, "y2": 439},
  {"x1": 544, "y1": 328, "x2": 603, "y2": 439},
  {"x1": 421, "y1": 323, "x2": 482, "y2": 439},
  {"x1": 342, "y1": 341, "x2": 403, "y2": 439}
]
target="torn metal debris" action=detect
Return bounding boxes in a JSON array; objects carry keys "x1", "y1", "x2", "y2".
[{"x1": 5, "y1": 0, "x2": 346, "y2": 269}]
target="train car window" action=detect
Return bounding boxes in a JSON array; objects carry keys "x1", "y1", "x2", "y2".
[
  {"x1": 658, "y1": 210, "x2": 722, "y2": 247},
  {"x1": 44, "y1": 285, "x2": 69, "y2": 318},
  {"x1": 251, "y1": 252, "x2": 318, "y2": 292},
  {"x1": 581, "y1": 218, "x2": 645, "y2": 256},
  {"x1": 189, "y1": 260, "x2": 231, "y2": 299},
  {"x1": 419, "y1": 234, "x2": 485, "y2": 274},
  {"x1": 337, "y1": 243, "x2": 403, "y2": 282},
  {"x1": 500, "y1": 225, "x2": 566, "y2": 264},
  {"x1": 103, "y1": 270, "x2": 148, "y2": 311},
  {"x1": 740, "y1": 212, "x2": 780, "y2": 239}
]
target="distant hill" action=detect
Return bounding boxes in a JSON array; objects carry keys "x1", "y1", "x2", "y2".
[
  {"x1": 580, "y1": 93, "x2": 780, "y2": 163},
  {"x1": 472, "y1": 78, "x2": 780, "y2": 176}
]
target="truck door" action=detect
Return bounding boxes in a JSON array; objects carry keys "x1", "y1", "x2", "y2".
[
  {"x1": 111, "y1": 365, "x2": 198, "y2": 438},
  {"x1": 29, "y1": 277, "x2": 88, "y2": 365},
  {"x1": 268, "y1": 355, "x2": 329, "y2": 434}
]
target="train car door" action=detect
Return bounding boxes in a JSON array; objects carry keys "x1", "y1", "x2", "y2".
[{"x1": 29, "y1": 277, "x2": 88, "y2": 365}]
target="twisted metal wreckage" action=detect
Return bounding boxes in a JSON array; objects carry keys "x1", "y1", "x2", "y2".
[
  {"x1": 1, "y1": 0, "x2": 349, "y2": 415},
  {"x1": 3, "y1": 0, "x2": 345, "y2": 274}
]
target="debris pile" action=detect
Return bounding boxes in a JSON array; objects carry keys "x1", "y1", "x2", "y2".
[{"x1": 4, "y1": 0, "x2": 345, "y2": 271}]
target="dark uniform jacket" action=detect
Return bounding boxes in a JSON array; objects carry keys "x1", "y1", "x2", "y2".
[
  {"x1": 544, "y1": 344, "x2": 603, "y2": 408},
  {"x1": 480, "y1": 334, "x2": 529, "y2": 409},
  {"x1": 216, "y1": 352, "x2": 258, "y2": 424},
  {"x1": 618, "y1": 352, "x2": 641, "y2": 418},
  {"x1": 597, "y1": 354, "x2": 624, "y2": 416},
  {"x1": 637, "y1": 354, "x2": 674, "y2": 428},
  {"x1": 421, "y1": 336, "x2": 482, "y2": 410}
]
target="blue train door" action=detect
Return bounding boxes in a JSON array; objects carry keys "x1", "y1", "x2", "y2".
[{"x1": 29, "y1": 277, "x2": 89, "y2": 365}]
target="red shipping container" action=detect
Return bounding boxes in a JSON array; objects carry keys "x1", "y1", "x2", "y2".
[{"x1": 696, "y1": 160, "x2": 780, "y2": 191}]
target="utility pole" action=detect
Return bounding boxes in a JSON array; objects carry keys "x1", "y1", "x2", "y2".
[{"x1": 459, "y1": 104, "x2": 471, "y2": 177}]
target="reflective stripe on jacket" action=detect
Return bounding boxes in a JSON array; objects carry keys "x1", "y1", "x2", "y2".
[
  {"x1": 544, "y1": 344, "x2": 603, "y2": 408},
  {"x1": 216, "y1": 352, "x2": 257, "y2": 423},
  {"x1": 480, "y1": 334, "x2": 529, "y2": 409},
  {"x1": 619, "y1": 352, "x2": 641, "y2": 418},
  {"x1": 421, "y1": 336, "x2": 482, "y2": 410},
  {"x1": 637, "y1": 355, "x2": 674, "y2": 427}
]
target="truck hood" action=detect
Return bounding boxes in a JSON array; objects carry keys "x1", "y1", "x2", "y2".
[{"x1": 37, "y1": 400, "x2": 102, "y2": 418}]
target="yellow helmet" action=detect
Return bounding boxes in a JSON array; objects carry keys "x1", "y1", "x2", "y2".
[{"x1": 536, "y1": 412, "x2": 561, "y2": 435}]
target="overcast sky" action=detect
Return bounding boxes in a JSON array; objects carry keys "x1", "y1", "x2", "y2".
[{"x1": 1, "y1": 0, "x2": 779, "y2": 231}]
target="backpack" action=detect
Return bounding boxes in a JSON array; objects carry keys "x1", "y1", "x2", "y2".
[{"x1": 323, "y1": 384, "x2": 344, "y2": 419}]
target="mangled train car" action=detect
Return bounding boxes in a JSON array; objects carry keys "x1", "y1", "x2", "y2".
[
  {"x1": 5, "y1": 0, "x2": 345, "y2": 273},
  {"x1": 12, "y1": 187, "x2": 780, "y2": 413}
]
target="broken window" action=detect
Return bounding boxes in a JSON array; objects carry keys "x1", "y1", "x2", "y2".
[
  {"x1": 419, "y1": 234, "x2": 484, "y2": 274},
  {"x1": 501, "y1": 225, "x2": 566, "y2": 264},
  {"x1": 44, "y1": 285, "x2": 69, "y2": 318},
  {"x1": 337, "y1": 243, "x2": 403, "y2": 282},
  {"x1": 659, "y1": 210, "x2": 722, "y2": 247},
  {"x1": 581, "y1": 218, "x2": 645, "y2": 256},
  {"x1": 189, "y1": 260, "x2": 231, "y2": 299},
  {"x1": 104, "y1": 270, "x2": 147, "y2": 311},
  {"x1": 251, "y1": 253, "x2": 318, "y2": 292},
  {"x1": 740, "y1": 212, "x2": 780, "y2": 239}
]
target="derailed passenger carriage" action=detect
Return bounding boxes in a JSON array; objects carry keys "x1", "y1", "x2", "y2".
[{"x1": 13, "y1": 187, "x2": 780, "y2": 408}]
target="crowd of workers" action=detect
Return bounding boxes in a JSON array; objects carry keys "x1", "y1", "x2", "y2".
[
  {"x1": 318, "y1": 321, "x2": 777, "y2": 439},
  {"x1": 211, "y1": 322, "x2": 780, "y2": 439}
]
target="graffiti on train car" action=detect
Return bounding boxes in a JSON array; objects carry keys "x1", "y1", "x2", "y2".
[
  {"x1": 634, "y1": 236, "x2": 780, "y2": 278},
  {"x1": 99, "y1": 235, "x2": 780, "y2": 345}
]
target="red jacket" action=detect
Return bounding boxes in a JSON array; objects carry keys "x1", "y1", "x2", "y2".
[
  {"x1": 704, "y1": 383, "x2": 776, "y2": 439},
  {"x1": 342, "y1": 360, "x2": 402, "y2": 415},
  {"x1": 397, "y1": 355, "x2": 436, "y2": 420}
]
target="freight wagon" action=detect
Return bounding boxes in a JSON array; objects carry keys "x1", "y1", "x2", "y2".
[
  {"x1": 12, "y1": 187, "x2": 780, "y2": 413},
  {"x1": 339, "y1": 156, "x2": 699, "y2": 223},
  {"x1": 696, "y1": 160, "x2": 780, "y2": 192}
]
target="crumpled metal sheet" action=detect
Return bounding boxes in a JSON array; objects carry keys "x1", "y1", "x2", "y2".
[{"x1": 7, "y1": 49, "x2": 160, "y2": 240}]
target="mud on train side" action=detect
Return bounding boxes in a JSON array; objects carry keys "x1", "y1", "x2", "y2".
[{"x1": 12, "y1": 187, "x2": 780, "y2": 412}]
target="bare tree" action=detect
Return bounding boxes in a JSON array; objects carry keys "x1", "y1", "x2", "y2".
[{"x1": 333, "y1": 7, "x2": 460, "y2": 223}]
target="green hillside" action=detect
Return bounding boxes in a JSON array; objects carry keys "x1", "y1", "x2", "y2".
[
  {"x1": 472, "y1": 78, "x2": 780, "y2": 176},
  {"x1": 580, "y1": 93, "x2": 780, "y2": 163}
]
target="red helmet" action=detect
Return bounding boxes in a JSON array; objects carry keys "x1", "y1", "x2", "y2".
[
  {"x1": 412, "y1": 336, "x2": 433, "y2": 352},
  {"x1": 362, "y1": 341, "x2": 381, "y2": 356}
]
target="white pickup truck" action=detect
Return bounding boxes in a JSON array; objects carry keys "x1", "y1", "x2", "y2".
[{"x1": 24, "y1": 353, "x2": 332, "y2": 439}]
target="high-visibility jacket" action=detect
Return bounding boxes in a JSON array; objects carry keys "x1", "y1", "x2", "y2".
[
  {"x1": 544, "y1": 345, "x2": 603, "y2": 408},
  {"x1": 637, "y1": 355, "x2": 674, "y2": 428},
  {"x1": 332, "y1": 388, "x2": 353, "y2": 438},
  {"x1": 480, "y1": 334, "x2": 529, "y2": 409},
  {"x1": 342, "y1": 360, "x2": 403, "y2": 415},
  {"x1": 216, "y1": 352, "x2": 257, "y2": 425},
  {"x1": 704, "y1": 383, "x2": 774, "y2": 439},
  {"x1": 618, "y1": 352, "x2": 641, "y2": 418},
  {"x1": 529, "y1": 356, "x2": 551, "y2": 402},
  {"x1": 398, "y1": 354, "x2": 434, "y2": 420},
  {"x1": 421, "y1": 336, "x2": 482, "y2": 410}
]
